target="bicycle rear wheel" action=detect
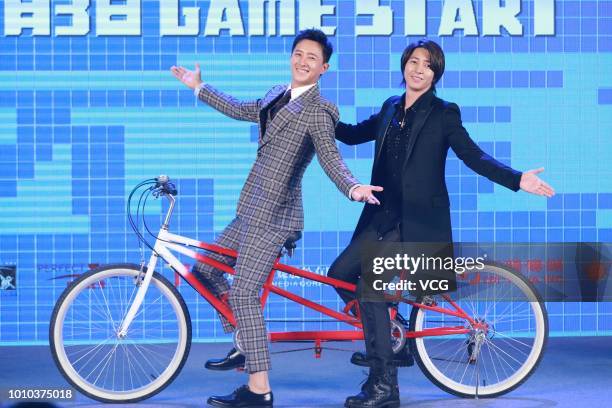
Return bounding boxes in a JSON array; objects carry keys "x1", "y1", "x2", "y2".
[
  {"x1": 49, "y1": 264, "x2": 192, "y2": 403},
  {"x1": 409, "y1": 263, "x2": 548, "y2": 398}
]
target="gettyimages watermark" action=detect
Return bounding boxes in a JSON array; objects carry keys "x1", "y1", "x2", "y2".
[{"x1": 360, "y1": 242, "x2": 611, "y2": 303}]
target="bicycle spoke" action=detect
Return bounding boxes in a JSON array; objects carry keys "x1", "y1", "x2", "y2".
[
  {"x1": 70, "y1": 336, "x2": 114, "y2": 366},
  {"x1": 448, "y1": 342, "x2": 469, "y2": 381},
  {"x1": 490, "y1": 331, "x2": 533, "y2": 355},
  {"x1": 92, "y1": 343, "x2": 120, "y2": 387},
  {"x1": 131, "y1": 342, "x2": 165, "y2": 378},
  {"x1": 484, "y1": 336, "x2": 500, "y2": 384},
  {"x1": 484, "y1": 337, "x2": 524, "y2": 367},
  {"x1": 52, "y1": 268, "x2": 189, "y2": 401},
  {"x1": 85, "y1": 342, "x2": 119, "y2": 384},
  {"x1": 129, "y1": 294, "x2": 165, "y2": 323},
  {"x1": 412, "y1": 264, "x2": 547, "y2": 397},
  {"x1": 491, "y1": 315, "x2": 534, "y2": 326},
  {"x1": 90, "y1": 282, "x2": 118, "y2": 331},
  {"x1": 118, "y1": 277, "x2": 139, "y2": 329},
  {"x1": 120, "y1": 342, "x2": 136, "y2": 391},
  {"x1": 484, "y1": 340, "x2": 514, "y2": 379}
]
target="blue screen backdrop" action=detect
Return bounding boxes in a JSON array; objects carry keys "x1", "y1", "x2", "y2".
[{"x1": 0, "y1": 0, "x2": 611, "y2": 343}]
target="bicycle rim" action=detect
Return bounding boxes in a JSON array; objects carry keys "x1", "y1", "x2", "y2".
[
  {"x1": 50, "y1": 266, "x2": 191, "y2": 402},
  {"x1": 410, "y1": 264, "x2": 548, "y2": 398}
]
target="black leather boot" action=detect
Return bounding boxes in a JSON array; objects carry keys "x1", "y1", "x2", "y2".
[
  {"x1": 205, "y1": 347, "x2": 246, "y2": 371},
  {"x1": 345, "y1": 368, "x2": 400, "y2": 408},
  {"x1": 207, "y1": 385, "x2": 273, "y2": 407},
  {"x1": 351, "y1": 346, "x2": 414, "y2": 368}
]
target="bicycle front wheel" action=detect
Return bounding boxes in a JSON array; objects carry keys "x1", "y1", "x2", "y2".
[
  {"x1": 49, "y1": 264, "x2": 192, "y2": 403},
  {"x1": 409, "y1": 263, "x2": 548, "y2": 398}
]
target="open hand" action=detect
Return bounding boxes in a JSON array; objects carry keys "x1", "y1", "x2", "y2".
[
  {"x1": 351, "y1": 185, "x2": 384, "y2": 205},
  {"x1": 520, "y1": 168, "x2": 555, "y2": 198},
  {"x1": 170, "y1": 63, "x2": 202, "y2": 90}
]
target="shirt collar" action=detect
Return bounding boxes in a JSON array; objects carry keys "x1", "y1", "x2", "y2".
[
  {"x1": 395, "y1": 87, "x2": 435, "y2": 112},
  {"x1": 287, "y1": 83, "x2": 316, "y2": 101}
]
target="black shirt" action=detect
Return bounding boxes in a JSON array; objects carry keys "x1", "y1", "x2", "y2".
[{"x1": 372, "y1": 88, "x2": 435, "y2": 236}]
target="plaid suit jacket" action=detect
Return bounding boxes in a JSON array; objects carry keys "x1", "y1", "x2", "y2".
[{"x1": 198, "y1": 83, "x2": 360, "y2": 231}]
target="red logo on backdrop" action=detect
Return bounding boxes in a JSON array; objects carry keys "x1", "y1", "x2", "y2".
[
  {"x1": 547, "y1": 259, "x2": 563, "y2": 272},
  {"x1": 528, "y1": 259, "x2": 543, "y2": 272},
  {"x1": 49, "y1": 263, "x2": 104, "y2": 288}
]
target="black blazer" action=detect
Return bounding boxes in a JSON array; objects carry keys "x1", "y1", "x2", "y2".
[{"x1": 336, "y1": 93, "x2": 522, "y2": 243}]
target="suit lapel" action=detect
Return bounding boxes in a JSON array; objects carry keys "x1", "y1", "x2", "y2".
[
  {"x1": 257, "y1": 86, "x2": 287, "y2": 150},
  {"x1": 259, "y1": 86, "x2": 286, "y2": 132},
  {"x1": 404, "y1": 100, "x2": 435, "y2": 164},
  {"x1": 372, "y1": 100, "x2": 397, "y2": 169},
  {"x1": 259, "y1": 84, "x2": 319, "y2": 151}
]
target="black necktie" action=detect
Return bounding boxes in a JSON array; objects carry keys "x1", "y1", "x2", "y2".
[{"x1": 269, "y1": 89, "x2": 291, "y2": 121}]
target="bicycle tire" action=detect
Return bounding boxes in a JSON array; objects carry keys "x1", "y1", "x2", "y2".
[
  {"x1": 408, "y1": 263, "x2": 548, "y2": 398},
  {"x1": 49, "y1": 263, "x2": 192, "y2": 403}
]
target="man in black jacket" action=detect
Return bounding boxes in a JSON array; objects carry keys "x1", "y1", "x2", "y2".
[{"x1": 329, "y1": 40, "x2": 555, "y2": 408}]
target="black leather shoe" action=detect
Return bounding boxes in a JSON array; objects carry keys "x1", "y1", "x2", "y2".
[
  {"x1": 207, "y1": 385, "x2": 273, "y2": 407},
  {"x1": 205, "y1": 348, "x2": 246, "y2": 371},
  {"x1": 345, "y1": 370, "x2": 400, "y2": 408},
  {"x1": 351, "y1": 348, "x2": 414, "y2": 368}
]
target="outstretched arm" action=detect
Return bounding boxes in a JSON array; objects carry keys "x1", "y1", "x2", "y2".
[
  {"x1": 335, "y1": 97, "x2": 396, "y2": 145},
  {"x1": 446, "y1": 103, "x2": 554, "y2": 197},
  {"x1": 518, "y1": 167, "x2": 555, "y2": 197},
  {"x1": 310, "y1": 104, "x2": 383, "y2": 203},
  {"x1": 171, "y1": 63, "x2": 203, "y2": 90},
  {"x1": 170, "y1": 63, "x2": 260, "y2": 123},
  {"x1": 335, "y1": 113, "x2": 379, "y2": 145}
]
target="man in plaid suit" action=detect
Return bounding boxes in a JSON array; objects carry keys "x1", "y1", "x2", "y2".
[{"x1": 171, "y1": 29, "x2": 382, "y2": 407}]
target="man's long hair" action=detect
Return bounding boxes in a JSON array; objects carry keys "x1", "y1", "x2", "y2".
[{"x1": 400, "y1": 39, "x2": 445, "y2": 92}]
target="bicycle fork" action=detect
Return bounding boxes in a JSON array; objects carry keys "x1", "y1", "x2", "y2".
[
  {"x1": 117, "y1": 193, "x2": 177, "y2": 338},
  {"x1": 116, "y1": 249, "x2": 162, "y2": 338}
]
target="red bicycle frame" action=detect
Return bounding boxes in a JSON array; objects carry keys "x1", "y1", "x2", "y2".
[{"x1": 173, "y1": 240, "x2": 476, "y2": 348}]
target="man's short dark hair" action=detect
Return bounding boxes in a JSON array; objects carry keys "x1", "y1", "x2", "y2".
[
  {"x1": 292, "y1": 29, "x2": 333, "y2": 63},
  {"x1": 400, "y1": 39, "x2": 445, "y2": 90}
]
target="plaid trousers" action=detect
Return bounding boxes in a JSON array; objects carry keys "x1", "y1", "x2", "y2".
[{"x1": 193, "y1": 217, "x2": 293, "y2": 373}]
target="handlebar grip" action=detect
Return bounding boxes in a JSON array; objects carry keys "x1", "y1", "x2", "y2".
[
  {"x1": 155, "y1": 175, "x2": 178, "y2": 196},
  {"x1": 165, "y1": 182, "x2": 178, "y2": 195}
]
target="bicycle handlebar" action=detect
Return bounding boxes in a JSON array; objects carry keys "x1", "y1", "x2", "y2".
[{"x1": 155, "y1": 175, "x2": 178, "y2": 196}]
